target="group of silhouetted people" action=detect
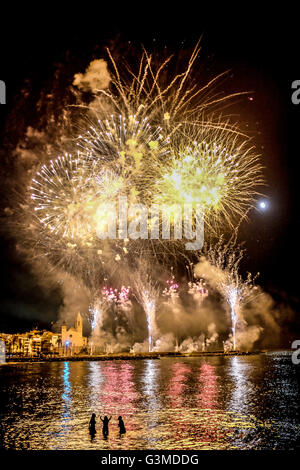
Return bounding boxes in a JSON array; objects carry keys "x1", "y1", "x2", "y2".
[{"x1": 89, "y1": 413, "x2": 126, "y2": 438}]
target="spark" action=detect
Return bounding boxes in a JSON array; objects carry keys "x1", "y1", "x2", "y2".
[
  {"x1": 16, "y1": 42, "x2": 264, "y2": 296},
  {"x1": 199, "y1": 238, "x2": 259, "y2": 350},
  {"x1": 132, "y1": 260, "x2": 160, "y2": 352},
  {"x1": 155, "y1": 123, "x2": 264, "y2": 234}
]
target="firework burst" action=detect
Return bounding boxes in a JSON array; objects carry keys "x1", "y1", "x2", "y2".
[
  {"x1": 154, "y1": 122, "x2": 264, "y2": 234},
  {"x1": 30, "y1": 153, "x2": 98, "y2": 244},
  {"x1": 12, "y1": 41, "x2": 264, "y2": 298}
]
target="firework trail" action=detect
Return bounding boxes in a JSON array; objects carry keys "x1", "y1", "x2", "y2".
[
  {"x1": 161, "y1": 268, "x2": 182, "y2": 350},
  {"x1": 90, "y1": 297, "x2": 105, "y2": 331},
  {"x1": 88, "y1": 294, "x2": 106, "y2": 354},
  {"x1": 195, "y1": 238, "x2": 259, "y2": 350},
  {"x1": 132, "y1": 260, "x2": 160, "y2": 352},
  {"x1": 88, "y1": 283, "x2": 132, "y2": 352}
]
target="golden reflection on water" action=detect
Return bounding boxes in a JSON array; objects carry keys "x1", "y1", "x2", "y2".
[{"x1": 0, "y1": 354, "x2": 299, "y2": 449}]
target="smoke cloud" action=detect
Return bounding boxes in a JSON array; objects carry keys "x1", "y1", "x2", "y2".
[{"x1": 73, "y1": 59, "x2": 111, "y2": 93}]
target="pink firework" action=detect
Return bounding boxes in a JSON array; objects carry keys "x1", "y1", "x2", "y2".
[
  {"x1": 102, "y1": 285, "x2": 131, "y2": 307},
  {"x1": 188, "y1": 278, "x2": 208, "y2": 300}
]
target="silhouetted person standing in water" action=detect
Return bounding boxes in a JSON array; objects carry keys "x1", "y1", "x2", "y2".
[
  {"x1": 89, "y1": 413, "x2": 97, "y2": 436},
  {"x1": 100, "y1": 415, "x2": 112, "y2": 437},
  {"x1": 118, "y1": 416, "x2": 126, "y2": 435}
]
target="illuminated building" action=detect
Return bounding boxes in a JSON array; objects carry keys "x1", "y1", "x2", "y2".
[
  {"x1": 0, "y1": 330, "x2": 62, "y2": 357},
  {"x1": 61, "y1": 312, "x2": 87, "y2": 354}
]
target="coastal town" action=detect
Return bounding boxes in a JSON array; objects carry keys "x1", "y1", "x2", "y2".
[{"x1": 0, "y1": 313, "x2": 87, "y2": 358}]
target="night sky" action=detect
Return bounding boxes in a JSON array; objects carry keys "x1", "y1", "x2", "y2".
[{"x1": 0, "y1": 6, "x2": 299, "y2": 336}]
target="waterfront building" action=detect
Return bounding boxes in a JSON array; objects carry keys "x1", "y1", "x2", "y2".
[
  {"x1": 0, "y1": 313, "x2": 87, "y2": 357},
  {"x1": 61, "y1": 312, "x2": 87, "y2": 355},
  {"x1": 0, "y1": 330, "x2": 62, "y2": 357}
]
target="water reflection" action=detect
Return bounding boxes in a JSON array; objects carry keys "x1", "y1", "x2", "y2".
[
  {"x1": 100, "y1": 362, "x2": 138, "y2": 415},
  {"x1": 87, "y1": 362, "x2": 140, "y2": 447},
  {"x1": 142, "y1": 360, "x2": 160, "y2": 410},
  {"x1": 88, "y1": 361, "x2": 104, "y2": 410},
  {"x1": 0, "y1": 355, "x2": 299, "y2": 449},
  {"x1": 141, "y1": 360, "x2": 161, "y2": 446},
  {"x1": 168, "y1": 362, "x2": 191, "y2": 408},
  {"x1": 198, "y1": 362, "x2": 218, "y2": 410},
  {"x1": 227, "y1": 356, "x2": 251, "y2": 414},
  {"x1": 62, "y1": 362, "x2": 71, "y2": 415}
]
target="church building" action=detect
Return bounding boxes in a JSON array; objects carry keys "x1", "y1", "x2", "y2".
[{"x1": 61, "y1": 313, "x2": 87, "y2": 352}]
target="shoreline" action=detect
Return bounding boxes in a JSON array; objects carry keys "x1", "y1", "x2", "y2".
[{"x1": 1, "y1": 350, "x2": 280, "y2": 363}]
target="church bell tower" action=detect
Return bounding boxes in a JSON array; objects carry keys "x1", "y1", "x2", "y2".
[{"x1": 76, "y1": 312, "x2": 83, "y2": 335}]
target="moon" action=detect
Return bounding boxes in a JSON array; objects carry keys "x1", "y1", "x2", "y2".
[{"x1": 258, "y1": 200, "x2": 268, "y2": 210}]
